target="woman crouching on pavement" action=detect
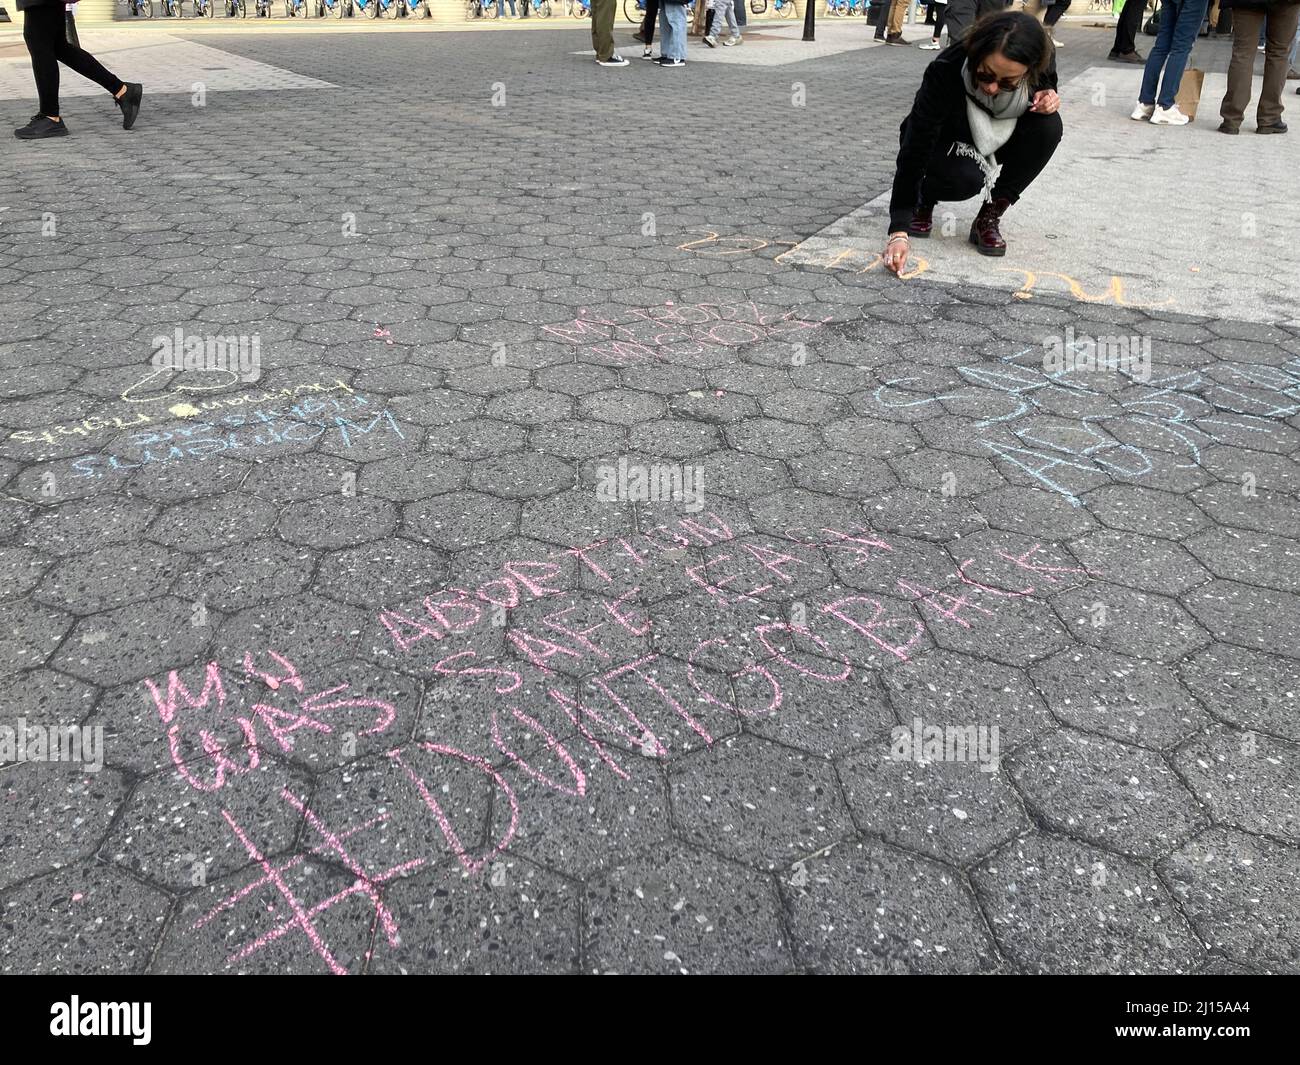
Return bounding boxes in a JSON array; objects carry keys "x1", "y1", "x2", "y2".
[{"x1": 882, "y1": 10, "x2": 1062, "y2": 275}]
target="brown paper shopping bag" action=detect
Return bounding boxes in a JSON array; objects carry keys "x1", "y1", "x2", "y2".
[{"x1": 1175, "y1": 68, "x2": 1206, "y2": 121}]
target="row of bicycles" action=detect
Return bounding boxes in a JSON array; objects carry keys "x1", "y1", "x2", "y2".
[
  {"x1": 125, "y1": 0, "x2": 433, "y2": 15},
  {"x1": 123, "y1": 0, "x2": 805, "y2": 18}
]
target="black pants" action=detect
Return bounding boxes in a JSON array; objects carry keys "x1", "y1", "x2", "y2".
[
  {"x1": 1112, "y1": 0, "x2": 1147, "y2": 54},
  {"x1": 932, "y1": 4, "x2": 946, "y2": 37},
  {"x1": 640, "y1": 0, "x2": 660, "y2": 43},
  {"x1": 25, "y1": 3, "x2": 123, "y2": 118},
  {"x1": 918, "y1": 112, "x2": 1063, "y2": 207},
  {"x1": 1044, "y1": 0, "x2": 1069, "y2": 27}
]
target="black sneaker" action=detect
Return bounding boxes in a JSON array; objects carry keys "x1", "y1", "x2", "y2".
[
  {"x1": 657, "y1": 56, "x2": 685, "y2": 67},
  {"x1": 14, "y1": 115, "x2": 68, "y2": 140},
  {"x1": 117, "y1": 82, "x2": 143, "y2": 130}
]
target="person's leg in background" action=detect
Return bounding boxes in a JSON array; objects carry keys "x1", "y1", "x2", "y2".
[
  {"x1": 1043, "y1": 0, "x2": 1071, "y2": 43},
  {"x1": 1220, "y1": 6, "x2": 1265, "y2": 129},
  {"x1": 1137, "y1": 0, "x2": 1179, "y2": 106},
  {"x1": 1110, "y1": 0, "x2": 1147, "y2": 60},
  {"x1": 943, "y1": 0, "x2": 976, "y2": 43},
  {"x1": 660, "y1": 0, "x2": 688, "y2": 59},
  {"x1": 1154, "y1": 0, "x2": 1208, "y2": 109},
  {"x1": 734, "y1": 0, "x2": 745, "y2": 29},
  {"x1": 886, "y1": 0, "x2": 909, "y2": 40},
  {"x1": 24, "y1": 4, "x2": 64, "y2": 122},
  {"x1": 1287, "y1": 14, "x2": 1299, "y2": 76},
  {"x1": 591, "y1": 0, "x2": 618, "y2": 60},
  {"x1": 637, "y1": 0, "x2": 659, "y2": 43},
  {"x1": 922, "y1": 0, "x2": 946, "y2": 45},
  {"x1": 1258, "y1": 0, "x2": 1300, "y2": 125}
]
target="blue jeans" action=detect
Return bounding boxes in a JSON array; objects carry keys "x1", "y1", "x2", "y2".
[
  {"x1": 1140, "y1": 0, "x2": 1209, "y2": 108},
  {"x1": 659, "y1": 1, "x2": 687, "y2": 60},
  {"x1": 497, "y1": 0, "x2": 516, "y2": 12}
]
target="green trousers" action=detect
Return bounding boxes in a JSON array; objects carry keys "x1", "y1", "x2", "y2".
[{"x1": 591, "y1": 0, "x2": 617, "y2": 61}]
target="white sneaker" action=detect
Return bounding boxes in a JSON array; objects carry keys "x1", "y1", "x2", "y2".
[
  {"x1": 1150, "y1": 104, "x2": 1190, "y2": 125},
  {"x1": 1130, "y1": 101, "x2": 1155, "y2": 121},
  {"x1": 920, "y1": 40, "x2": 941, "y2": 49},
  {"x1": 703, "y1": 35, "x2": 717, "y2": 47}
]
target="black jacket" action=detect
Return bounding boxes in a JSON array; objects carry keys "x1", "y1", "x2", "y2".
[
  {"x1": 16, "y1": 0, "x2": 66, "y2": 10},
  {"x1": 888, "y1": 42, "x2": 1057, "y2": 233}
]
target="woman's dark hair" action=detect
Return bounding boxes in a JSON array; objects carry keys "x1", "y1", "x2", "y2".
[{"x1": 963, "y1": 11, "x2": 1053, "y2": 80}]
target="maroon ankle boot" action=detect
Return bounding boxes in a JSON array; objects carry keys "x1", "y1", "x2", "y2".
[
  {"x1": 969, "y1": 197, "x2": 1012, "y2": 256},
  {"x1": 908, "y1": 203, "x2": 935, "y2": 238}
]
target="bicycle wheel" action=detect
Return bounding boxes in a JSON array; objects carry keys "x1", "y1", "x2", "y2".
[
  {"x1": 622, "y1": 0, "x2": 637, "y2": 21},
  {"x1": 366, "y1": 0, "x2": 379, "y2": 14},
  {"x1": 539, "y1": 0, "x2": 551, "y2": 13},
  {"x1": 238, "y1": 0, "x2": 248, "y2": 16},
  {"x1": 143, "y1": 0, "x2": 155, "y2": 14},
  {"x1": 333, "y1": 0, "x2": 344, "y2": 15},
  {"x1": 778, "y1": 0, "x2": 796, "y2": 15}
]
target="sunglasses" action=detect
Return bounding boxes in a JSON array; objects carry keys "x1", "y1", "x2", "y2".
[{"x1": 973, "y1": 67, "x2": 1025, "y2": 92}]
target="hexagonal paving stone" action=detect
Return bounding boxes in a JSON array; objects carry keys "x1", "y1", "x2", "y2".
[
  {"x1": 149, "y1": 492, "x2": 279, "y2": 553},
  {"x1": 1029, "y1": 647, "x2": 1209, "y2": 748},
  {"x1": 839, "y1": 735, "x2": 1030, "y2": 866},
  {"x1": 403, "y1": 491, "x2": 521, "y2": 551},
  {"x1": 727, "y1": 418, "x2": 822, "y2": 459},
  {"x1": 0, "y1": 668, "x2": 97, "y2": 734},
  {"x1": 171, "y1": 539, "x2": 317, "y2": 613},
  {"x1": 1182, "y1": 580, "x2": 1300, "y2": 658},
  {"x1": 314, "y1": 537, "x2": 448, "y2": 608},
  {"x1": 1183, "y1": 525, "x2": 1300, "y2": 595},
  {"x1": 975, "y1": 484, "x2": 1099, "y2": 541},
  {"x1": 884, "y1": 649, "x2": 1054, "y2": 753},
  {"x1": 368, "y1": 857, "x2": 582, "y2": 974},
  {"x1": 1191, "y1": 481, "x2": 1300, "y2": 538},
  {"x1": 358, "y1": 453, "x2": 468, "y2": 503},
  {"x1": 18, "y1": 496, "x2": 157, "y2": 557},
  {"x1": 1179, "y1": 643, "x2": 1299, "y2": 742},
  {"x1": 784, "y1": 839, "x2": 999, "y2": 974},
  {"x1": 519, "y1": 486, "x2": 630, "y2": 548},
  {"x1": 0, "y1": 862, "x2": 169, "y2": 974},
  {"x1": 1055, "y1": 585, "x2": 1209, "y2": 663},
  {"x1": 741, "y1": 667, "x2": 892, "y2": 759},
  {"x1": 52, "y1": 596, "x2": 216, "y2": 687},
  {"x1": 1084, "y1": 485, "x2": 1209, "y2": 541},
  {"x1": 468, "y1": 452, "x2": 573, "y2": 499},
  {"x1": 1159, "y1": 827, "x2": 1300, "y2": 973},
  {"x1": 33, "y1": 543, "x2": 183, "y2": 615},
  {"x1": 1068, "y1": 529, "x2": 1210, "y2": 596},
  {"x1": 669, "y1": 735, "x2": 853, "y2": 871},
  {"x1": 1174, "y1": 727, "x2": 1300, "y2": 845},
  {"x1": 152, "y1": 860, "x2": 376, "y2": 974},
  {"x1": 0, "y1": 765, "x2": 128, "y2": 891},
  {"x1": 205, "y1": 586, "x2": 368, "y2": 665},
  {"x1": 585, "y1": 843, "x2": 790, "y2": 974},
  {"x1": 103, "y1": 761, "x2": 310, "y2": 892},
  {"x1": 1007, "y1": 729, "x2": 1204, "y2": 858},
  {"x1": 490, "y1": 741, "x2": 671, "y2": 881},
  {"x1": 972, "y1": 833, "x2": 1202, "y2": 974},
  {"x1": 275, "y1": 496, "x2": 392, "y2": 553}
]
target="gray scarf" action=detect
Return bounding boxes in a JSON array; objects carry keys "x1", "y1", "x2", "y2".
[{"x1": 960, "y1": 59, "x2": 1032, "y2": 162}]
